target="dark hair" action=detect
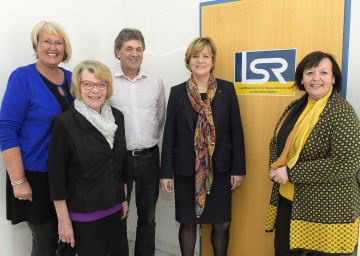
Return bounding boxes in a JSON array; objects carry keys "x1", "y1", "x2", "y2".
[
  {"x1": 113, "y1": 28, "x2": 145, "y2": 58},
  {"x1": 294, "y1": 51, "x2": 342, "y2": 92}
]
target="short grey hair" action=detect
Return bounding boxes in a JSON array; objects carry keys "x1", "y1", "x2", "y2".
[{"x1": 114, "y1": 28, "x2": 145, "y2": 58}]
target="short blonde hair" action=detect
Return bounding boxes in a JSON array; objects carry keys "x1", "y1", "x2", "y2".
[
  {"x1": 184, "y1": 37, "x2": 217, "y2": 73},
  {"x1": 30, "y1": 21, "x2": 72, "y2": 63},
  {"x1": 71, "y1": 60, "x2": 113, "y2": 101}
]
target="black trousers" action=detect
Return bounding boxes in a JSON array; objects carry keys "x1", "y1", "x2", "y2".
[
  {"x1": 274, "y1": 196, "x2": 303, "y2": 256},
  {"x1": 126, "y1": 146, "x2": 160, "y2": 256},
  {"x1": 27, "y1": 221, "x2": 76, "y2": 256},
  {"x1": 28, "y1": 220, "x2": 58, "y2": 256},
  {"x1": 275, "y1": 195, "x2": 357, "y2": 256}
]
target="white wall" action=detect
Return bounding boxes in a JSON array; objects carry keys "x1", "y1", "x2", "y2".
[
  {"x1": 0, "y1": 0, "x2": 359, "y2": 255},
  {"x1": 347, "y1": 0, "x2": 360, "y2": 116}
]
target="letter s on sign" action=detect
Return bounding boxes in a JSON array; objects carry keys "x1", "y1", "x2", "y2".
[{"x1": 242, "y1": 52, "x2": 288, "y2": 84}]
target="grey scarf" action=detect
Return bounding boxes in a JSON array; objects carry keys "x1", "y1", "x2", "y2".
[{"x1": 74, "y1": 99, "x2": 118, "y2": 148}]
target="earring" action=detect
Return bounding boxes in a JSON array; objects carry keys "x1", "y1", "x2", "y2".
[
  {"x1": 35, "y1": 52, "x2": 38, "y2": 58},
  {"x1": 301, "y1": 81, "x2": 304, "y2": 85}
]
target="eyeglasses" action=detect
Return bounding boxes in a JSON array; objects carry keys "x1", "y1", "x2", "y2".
[
  {"x1": 38, "y1": 39, "x2": 65, "y2": 48},
  {"x1": 80, "y1": 81, "x2": 108, "y2": 91}
]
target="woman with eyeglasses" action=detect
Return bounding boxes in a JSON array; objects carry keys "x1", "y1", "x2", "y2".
[
  {"x1": 48, "y1": 60, "x2": 129, "y2": 255},
  {"x1": 0, "y1": 21, "x2": 76, "y2": 255}
]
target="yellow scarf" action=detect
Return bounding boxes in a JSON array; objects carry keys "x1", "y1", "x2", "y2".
[{"x1": 272, "y1": 87, "x2": 333, "y2": 200}]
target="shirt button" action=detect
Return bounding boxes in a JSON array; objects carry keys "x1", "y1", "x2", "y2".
[
  {"x1": 109, "y1": 159, "x2": 113, "y2": 163},
  {"x1": 109, "y1": 173, "x2": 114, "y2": 178}
]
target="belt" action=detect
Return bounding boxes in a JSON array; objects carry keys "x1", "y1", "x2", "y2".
[{"x1": 127, "y1": 145, "x2": 157, "y2": 157}]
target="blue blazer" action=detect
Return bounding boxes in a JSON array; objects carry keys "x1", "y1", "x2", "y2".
[{"x1": 160, "y1": 78, "x2": 246, "y2": 178}]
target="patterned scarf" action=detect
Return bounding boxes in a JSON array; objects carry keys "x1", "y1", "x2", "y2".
[{"x1": 186, "y1": 75, "x2": 217, "y2": 218}]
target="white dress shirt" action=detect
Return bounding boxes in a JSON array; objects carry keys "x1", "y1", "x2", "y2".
[{"x1": 109, "y1": 66, "x2": 166, "y2": 151}]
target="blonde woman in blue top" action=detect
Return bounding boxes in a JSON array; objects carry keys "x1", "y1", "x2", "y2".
[{"x1": 0, "y1": 21, "x2": 74, "y2": 256}]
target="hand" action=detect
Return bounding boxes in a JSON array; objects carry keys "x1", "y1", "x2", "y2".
[
  {"x1": 58, "y1": 217, "x2": 75, "y2": 248},
  {"x1": 160, "y1": 179, "x2": 173, "y2": 192},
  {"x1": 121, "y1": 200, "x2": 129, "y2": 219},
  {"x1": 13, "y1": 181, "x2": 33, "y2": 201},
  {"x1": 231, "y1": 175, "x2": 244, "y2": 190},
  {"x1": 269, "y1": 168, "x2": 276, "y2": 181},
  {"x1": 272, "y1": 166, "x2": 288, "y2": 184}
]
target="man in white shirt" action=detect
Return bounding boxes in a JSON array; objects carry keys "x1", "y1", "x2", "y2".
[{"x1": 109, "y1": 28, "x2": 166, "y2": 256}]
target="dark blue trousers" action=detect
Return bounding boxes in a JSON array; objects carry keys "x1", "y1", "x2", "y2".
[{"x1": 125, "y1": 146, "x2": 160, "y2": 256}]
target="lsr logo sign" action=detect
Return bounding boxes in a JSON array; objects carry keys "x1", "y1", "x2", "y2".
[{"x1": 234, "y1": 49, "x2": 296, "y2": 95}]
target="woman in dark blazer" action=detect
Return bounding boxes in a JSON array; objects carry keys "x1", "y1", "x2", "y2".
[
  {"x1": 160, "y1": 37, "x2": 246, "y2": 256},
  {"x1": 48, "y1": 60, "x2": 129, "y2": 255}
]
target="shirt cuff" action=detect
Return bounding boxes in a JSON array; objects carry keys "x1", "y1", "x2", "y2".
[{"x1": 286, "y1": 165, "x2": 291, "y2": 181}]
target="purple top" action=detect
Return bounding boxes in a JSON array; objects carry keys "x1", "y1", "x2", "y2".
[{"x1": 69, "y1": 203, "x2": 122, "y2": 222}]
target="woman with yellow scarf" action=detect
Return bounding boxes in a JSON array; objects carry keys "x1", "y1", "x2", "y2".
[{"x1": 266, "y1": 51, "x2": 360, "y2": 256}]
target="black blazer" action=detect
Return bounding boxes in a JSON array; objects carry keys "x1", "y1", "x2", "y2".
[
  {"x1": 160, "y1": 78, "x2": 246, "y2": 178},
  {"x1": 48, "y1": 106, "x2": 128, "y2": 213}
]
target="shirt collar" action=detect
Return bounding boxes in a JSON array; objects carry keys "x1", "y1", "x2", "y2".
[{"x1": 114, "y1": 66, "x2": 147, "y2": 81}]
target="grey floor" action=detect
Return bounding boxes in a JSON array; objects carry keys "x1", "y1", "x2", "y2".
[{"x1": 128, "y1": 241, "x2": 175, "y2": 256}]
